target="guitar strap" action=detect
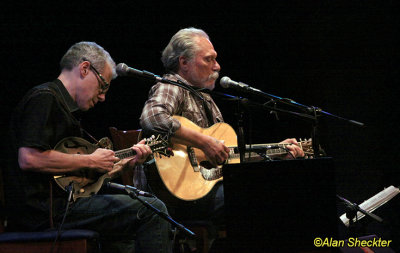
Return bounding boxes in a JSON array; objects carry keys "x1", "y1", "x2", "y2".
[
  {"x1": 202, "y1": 99, "x2": 215, "y2": 127},
  {"x1": 174, "y1": 77, "x2": 216, "y2": 127}
]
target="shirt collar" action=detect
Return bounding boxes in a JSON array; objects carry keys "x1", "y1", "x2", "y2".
[{"x1": 54, "y1": 79, "x2": 79, "y2": 113}]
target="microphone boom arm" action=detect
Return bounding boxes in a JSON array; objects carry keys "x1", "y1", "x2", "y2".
[
  {"x1": 220, "y1": 76, "x2": 364, "y2": 127},
  {"x1": 116, "y1": 63, "x2": 205, "y2": 101}
]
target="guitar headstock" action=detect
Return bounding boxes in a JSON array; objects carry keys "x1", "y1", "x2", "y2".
[
  {"x1": 145, "y1": 135, "x2": 172, "y2": 157},
  {"x1": 299, "y1": 138, "x2": 314, "y2": 158}
]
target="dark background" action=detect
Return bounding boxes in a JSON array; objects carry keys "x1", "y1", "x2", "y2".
[{"x1": 1, "y1": 0, "x2": 399, "y2": 239}]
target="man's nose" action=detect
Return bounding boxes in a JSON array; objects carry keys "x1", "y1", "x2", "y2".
[
  {"x1": 98, "y1": 93, "x2": 106, "y2": 102},
  {"x1": 213, "y1": 60, "x2": 221, "y2": 71}
]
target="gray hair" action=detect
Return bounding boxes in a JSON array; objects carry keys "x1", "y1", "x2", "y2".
[
  {"x1": 161, "y1": 27, "x2": 209, "y2": 73},
  {"x1": 60, "y1": 41, "x2": 117, "y2": 79}
]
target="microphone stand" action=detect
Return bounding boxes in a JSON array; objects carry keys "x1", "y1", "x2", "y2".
[
  {"x1": 226, "y1": 84, "x2": 365, "y2": 127},
  {"x1": 122, "y1": 187, "x2": 196, "y2": 237},
  {"x1": 236, "y1": 98, "x2": 247, "y2": 163},
  {"x1": 310, "y1": 107, "x2": 321, "y2": 158}
]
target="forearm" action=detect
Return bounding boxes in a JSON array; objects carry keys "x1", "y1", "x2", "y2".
[
  {"x1": 172, "y1": 125, "x2": 230, "y2": 166},
  {"x1": 172, "y1": 125, "x2": 212, "y2": 150},
  {"x1": 18, "y1": 147, "x2": 93, "y2": 174}
]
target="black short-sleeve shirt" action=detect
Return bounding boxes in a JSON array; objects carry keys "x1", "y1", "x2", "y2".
[{"x1": 6, "y1": 79, "x2": 82, "y2": 230}]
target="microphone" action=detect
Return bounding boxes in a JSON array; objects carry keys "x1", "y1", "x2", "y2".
[
  {"x1": 220, "y1": 76, "x2": 251, "y2": 89},
  {"x1": 220, "y1": 76, "x2": 315, "y2": 113},
  {"x1": 106, "y1": 181, "x2": 154, "y2": 197},
  {"x1": 245, "y1": 145, "x2": 281, "y2": 152},
  {"x1": 116, "y1": 63, "x2": 162, "y2": 82}
]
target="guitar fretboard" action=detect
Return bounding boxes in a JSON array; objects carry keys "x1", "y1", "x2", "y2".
[{"x1": 228, "y1": 143, "x2": 299, "y2": 159}]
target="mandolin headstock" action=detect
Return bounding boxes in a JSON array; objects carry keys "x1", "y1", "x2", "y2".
[{"x1": 145, "y1": 135, "x2": 173, "y2": 157}]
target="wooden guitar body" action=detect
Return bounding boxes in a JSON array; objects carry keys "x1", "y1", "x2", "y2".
[{"x1": 148, "y1": 116, "x2": 237, "y2": 205}]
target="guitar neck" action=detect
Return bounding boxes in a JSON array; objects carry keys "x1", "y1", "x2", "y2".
[{"x1": 229, "y1": 143, "x2": 299, "y2": 158}]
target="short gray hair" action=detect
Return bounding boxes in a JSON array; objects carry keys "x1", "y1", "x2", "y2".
[
  {"x1": 161, "y1": 27, "x2": 209, "y2": 73},
  {"x1": 60, "y1": 41, "x2": 117, "y2": 79}
]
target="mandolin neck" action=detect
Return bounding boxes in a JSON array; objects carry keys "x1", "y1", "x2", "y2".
[{"x1": 114, "y1": 148, "x2": 136, "y2": 159}]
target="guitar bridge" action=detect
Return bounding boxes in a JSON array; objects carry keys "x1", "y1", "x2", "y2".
[{"x1": 187, "y1": 146, "x2": 200, "y2": 172}]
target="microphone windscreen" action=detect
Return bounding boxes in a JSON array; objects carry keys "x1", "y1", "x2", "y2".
[
  {"x1": 116, "y1": 63, "x2": 128, "y2": 76},
  {"x1": 220, "y1": 76, "x2": 231, "y2": 88}
]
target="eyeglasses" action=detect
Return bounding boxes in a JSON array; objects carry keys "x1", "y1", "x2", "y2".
[{"x1": 83, "y1": 58, "x2": 110, "y2": 94}]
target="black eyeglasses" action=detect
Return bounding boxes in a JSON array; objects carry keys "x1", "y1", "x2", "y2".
[{"x1": 83, "y1": 58, "x2": 110, "y2": 94}]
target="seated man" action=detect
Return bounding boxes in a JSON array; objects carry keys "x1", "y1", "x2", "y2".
[
  {"x1": 139, "y1": 27, "x2": 304, "y2": 246},
  {"x1": 4, "y1": 41, "x2": 171, "y2": 253}
]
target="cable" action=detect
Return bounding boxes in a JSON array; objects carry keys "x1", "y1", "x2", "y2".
[{"x1": 50, "y1": 183, "x2": 73, "y2": 253}]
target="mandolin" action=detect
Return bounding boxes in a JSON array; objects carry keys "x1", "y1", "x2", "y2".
[{"x1": 53, "y1": 135, "x2": 169, "y2": 201}]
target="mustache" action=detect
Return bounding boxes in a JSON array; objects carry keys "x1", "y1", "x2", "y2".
[{"x1": 208, "y1": 71, "x2": 219, "y2": 81}]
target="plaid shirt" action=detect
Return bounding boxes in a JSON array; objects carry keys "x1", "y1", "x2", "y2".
[{"x1": 140, "y1": 73, "x2": 224, "y2": 137}]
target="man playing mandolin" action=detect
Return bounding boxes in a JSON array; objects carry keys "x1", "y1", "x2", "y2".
[
  {"x1": 140, "y1": 27, "x2": 305, "y2": 249},
  {"x1": 5, "y1": 42, "x2": 172, "y2": 253}
]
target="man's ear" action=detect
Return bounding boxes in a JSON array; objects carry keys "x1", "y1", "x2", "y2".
[
  {"x1": 79, "y1": 61, "x2": 91, "y2": 77},
  {"x1": 179, "y1": 56, "x2": 189, "y2": 71}
]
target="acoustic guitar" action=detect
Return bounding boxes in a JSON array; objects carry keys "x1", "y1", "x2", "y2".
[
  {"x1": 54, "y1": 135, "x2": 169, "y2": 201},
  {"x1": 147, "y1": 116, "x2": 314, "y2": 205}
]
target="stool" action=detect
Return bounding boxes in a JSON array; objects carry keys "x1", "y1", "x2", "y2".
[
  {"x1": 0, "y1": 229, "x2": 100, "y2": 253},
  {"x1": 0, "y1": 169, "x2": 100, "y2": 253}
]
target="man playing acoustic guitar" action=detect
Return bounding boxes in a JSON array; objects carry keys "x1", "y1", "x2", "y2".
[
  {"x1": 5, "y1": 42, "x2": 172, "y2": 253},
  {"x1": 140, "y1": 27, "x2": 305, "y2": 249}
]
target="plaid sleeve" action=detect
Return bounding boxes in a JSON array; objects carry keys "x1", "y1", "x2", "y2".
[{"x1": 140, "y1": 82, "x2": 182, "y2": 136}]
